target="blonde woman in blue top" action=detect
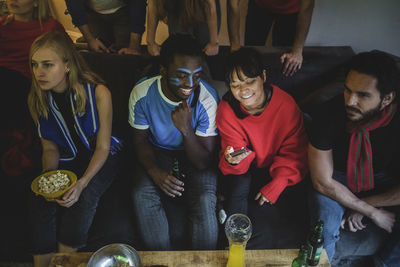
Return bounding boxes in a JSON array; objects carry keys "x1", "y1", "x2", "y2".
[{"x1": 27, "y1": 31, "x2": 121, "y2": 267}]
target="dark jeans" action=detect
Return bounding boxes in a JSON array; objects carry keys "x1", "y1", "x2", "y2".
[
  {"x1": 222, "y1": 167, "x2": 309, "y2": 249},
  {"x1": 245, "y1": 0, "x2": 298, "y2": 46},
  {"x1": 131, "y1": 147, "x2": 218, "y2": 250},
  {"x1": 29, "y1": 153, "x2": 117, "y2": 254},
  {"x1": 87, "y1": 5, "x2": 130, "y2": 49},
  {"x1": 309, "y1": 170, "x2": 400, "y2": 266}
]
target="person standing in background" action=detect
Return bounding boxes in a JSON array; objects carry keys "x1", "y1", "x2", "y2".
[
  {"x1": 65, "y1": 0, "x2": 146, "y2": 54},
  {"x1": 146, "y1": 0, "x2": 220, "y2": 56},
  {"x1": 0, "y1": 0, "x2": 69, "y2": 177},
  {"x1": 227, "y1": 0, "x2": 314, "y2": 76}
]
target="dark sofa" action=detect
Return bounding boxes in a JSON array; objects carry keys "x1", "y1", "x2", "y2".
[{"x1": 2, "y1": 46, "x2": 389, "y2": 266}]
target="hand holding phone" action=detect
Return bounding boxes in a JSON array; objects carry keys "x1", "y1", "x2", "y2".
[
  {"x1": 224, "y1": 146, "x2": 251, "y2": 165},
  {"x1": 229, "y1": 148, "x2": 248, "y2": 157}
]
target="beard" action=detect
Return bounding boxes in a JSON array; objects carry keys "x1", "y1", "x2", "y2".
[{"x1": 345, "y1": 101, "x2": 383, "y2": 124}]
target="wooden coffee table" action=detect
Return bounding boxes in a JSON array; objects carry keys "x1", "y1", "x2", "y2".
[{"x1": 49, "y1": 249, "x2": 330, "y2": 266}]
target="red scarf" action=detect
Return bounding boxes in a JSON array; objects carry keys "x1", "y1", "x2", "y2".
[{"x1": 346, "y1": 104, "x2": 397, "y2": 193}]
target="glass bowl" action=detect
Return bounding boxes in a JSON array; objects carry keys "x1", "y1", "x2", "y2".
[{"x1": 87, "y1": 243, "x2": 142, "y2": 267}]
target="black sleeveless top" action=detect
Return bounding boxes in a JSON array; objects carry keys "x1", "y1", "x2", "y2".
[{"x1": 52, "y1": 90, "x2": 91, "y2": 159}]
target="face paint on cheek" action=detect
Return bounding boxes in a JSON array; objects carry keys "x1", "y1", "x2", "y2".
[{"x1": 168, "y1": 77, "x2": 181, "y2": 86}]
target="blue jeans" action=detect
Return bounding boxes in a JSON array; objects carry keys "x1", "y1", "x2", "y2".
[
  {"x1": 131, "y1": 147, "x2": 218, "y2": 250},
  {"x1": 29, "y1": 153, "x2": 117, "y2": 254},
  {"x1": 310, "y1": 170, "x2": 400, "y2": 266}
]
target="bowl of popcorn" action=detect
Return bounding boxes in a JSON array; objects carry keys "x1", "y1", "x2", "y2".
[{"x1": 31, "y1": 170, "x2": 77, "y2": 199}]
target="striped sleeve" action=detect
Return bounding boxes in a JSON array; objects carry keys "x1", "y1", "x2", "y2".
[
  {"x1": 128, "y1": 80, "x2": 152, "y2": 130},
  {"x1": 195, "y1": 81, "x2": 219, "y2": 137}
]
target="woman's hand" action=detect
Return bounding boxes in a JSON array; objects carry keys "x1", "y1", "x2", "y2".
[
  {"x1": 55, "y1": 179, "x2": 86, "y2": 208},
  {"x1": 224, "y1": 146, "x2": 252, "y2": 165},
  {"x1": 255, "y1": 192, "x2": 271, "y2": 206}
]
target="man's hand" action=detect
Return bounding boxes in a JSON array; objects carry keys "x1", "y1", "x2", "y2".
[
  {"x1": 171, "y1": 100, "x2": 192, "y2": 135},
  {"x1": 118, "y1": 47, "x2": 141, "y2": 55},
  {"x1": 224, "y1": 146, "x2": 252, "y2": 165},
  {"x1": 280, "y1": 50, "x2": 303, "y2": 76},
  {"x1": 370, "y1": 208, "x2": 396, "y2": 233},
  {"x1": 87, "y1": 38, "x2": 110, "y2": 53},
  {"x1": 147, "y1": 42, "x2": 161, "y2": 56},
  {"x1": 203, "y1": 42, "x2": 219, "y2": 56},
  {"x1": 55, "y1": 179, "x2": 86, "y2": 208},
  {"x1": 255, "y1": 192, "x2": 271, "y2": 206},
  {"x1": 148, "y1": 168, "x2": 184, "y2": 197},
  {"x1": 341, "y1": 211, "x2": 367, "y2": 232}
]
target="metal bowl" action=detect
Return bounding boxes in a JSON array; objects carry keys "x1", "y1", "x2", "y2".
[{"x1": 87, "y1": 243, "x2": 142, "y2": 267}]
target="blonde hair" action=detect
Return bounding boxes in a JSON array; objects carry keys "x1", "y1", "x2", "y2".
[
  {"x1": 3, "y1": 0, "x2": 52, "y2": 25},
  {"x1": 28, "y1": 31, "x2": 104, "y2": 124}
]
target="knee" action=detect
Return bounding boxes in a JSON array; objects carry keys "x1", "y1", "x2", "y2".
[
  {"x1": 191, "y1": 168, "x2": 217, "y2": 192},
  {"x1": 131, "y1": 182, "x2": 161, "y2": 211},
  {"x1": 193, "y1": 191, "x2": 217, "y2": 214}
]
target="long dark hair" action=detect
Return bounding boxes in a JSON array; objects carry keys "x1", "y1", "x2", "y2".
[{"x1": 223, "y1": 47, "x2": 272, "y2": 119}]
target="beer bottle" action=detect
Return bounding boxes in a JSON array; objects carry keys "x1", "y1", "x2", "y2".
[
  {"x1": 306, "y1": 220, "x2": 324, "y2": 266},
  {"x1": 172, "y1": 158, "x2": 182, "y2": 180},
  {"x1": 292, "y1": 244, "x2": 309, "y2": 267}
]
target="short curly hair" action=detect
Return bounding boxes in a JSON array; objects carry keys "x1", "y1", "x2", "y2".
[
  {"x1": 159, "y1": 33, "x2": 204, "y2": 68},
  {"x1": 347, "y1": 50, "x2": 400, "y2": 100}
]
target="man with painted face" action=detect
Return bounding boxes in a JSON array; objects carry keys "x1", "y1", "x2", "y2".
[
  {"x1": 308, "y1": 50, "x2": 400, "y2": 266},
  {"x1": 128, "y1": 33, "x2": 219, "y2": 250}
]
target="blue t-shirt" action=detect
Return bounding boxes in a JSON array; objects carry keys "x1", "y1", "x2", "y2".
[{"x1": 128, "y1": 75, "x2": 219, "y2": 150}]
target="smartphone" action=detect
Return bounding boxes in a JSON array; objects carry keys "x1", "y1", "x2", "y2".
[{"x1": 230, "y1": 148, "x2": 248, "y2": 157}]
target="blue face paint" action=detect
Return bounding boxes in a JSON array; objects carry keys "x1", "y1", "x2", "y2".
[
  {"x1": 168, "y1": 77, "x2": 181, "y2": 86},
  {"x1": 168, "y1": 67, "x2": 203, "y2": 87}
]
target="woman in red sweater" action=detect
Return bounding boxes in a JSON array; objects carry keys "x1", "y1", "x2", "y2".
[{"x1": 216, "y1": 47, "x2": 308, "y2": 218}]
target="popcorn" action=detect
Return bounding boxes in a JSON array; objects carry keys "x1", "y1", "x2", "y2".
[{"x1": 38, "y1": 171, "x2": 70, "y2": 194}]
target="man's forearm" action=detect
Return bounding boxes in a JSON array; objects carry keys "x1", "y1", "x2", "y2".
[
  {"x1": 181, "y1": 132, "x2": 214, "y2": 170},
  {"x1": 292, "y1": 0, "x2": 314, "y2": 52},
  {"x1": 362, "y1": 184, "x2": 400, "y2": 207},
  {"x1": 146, "y1": 0, "x2": 158, "y2": 45},
  {"x1": 78, "y1": 24, "x2": 96, "y2": 42},
  {"x1": 227, "y1": 0, "x2": 241, "y2": 50},
  {"x1": 314, "y1": 178, "x2": 379, "y2": 219},
  {"x1": 205, "y1": 0, "x2": 219, "y2": 45},
  {"x1": 128, "y1": 32, "x2": 142, "y2": 50}
]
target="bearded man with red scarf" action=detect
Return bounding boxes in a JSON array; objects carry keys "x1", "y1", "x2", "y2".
[{"x1": 308, "y1": 50, "x2": 400, "y2": 266}]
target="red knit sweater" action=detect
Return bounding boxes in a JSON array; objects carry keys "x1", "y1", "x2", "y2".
[
  {"x1": 0, "y1": 17, "x2": 67, "y2": 78},
  {"x1": 216, "y1": 86, "x2": 308, "y2": 203}
]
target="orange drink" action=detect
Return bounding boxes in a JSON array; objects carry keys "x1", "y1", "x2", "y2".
[{"x1": 227, "y1": 243, "x2": 245, "y2": 267}]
